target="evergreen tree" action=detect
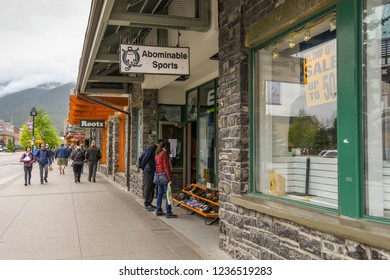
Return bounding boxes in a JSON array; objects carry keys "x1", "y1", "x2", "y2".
[{"x1": 7, "y1": 138, "x2": 15, "y2": 152}]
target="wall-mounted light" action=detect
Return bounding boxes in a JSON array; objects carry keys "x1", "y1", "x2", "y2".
[
  {"x1": 303, "y1": 29, "x2": 311, "y2": 42},
  {"x1": 329, "y1": 19, "x2": 336, "y2": 31},
  {"x1": 272, "y1": 49, "x2": 279, "y2": 59},
  {"x1": 288, "y1": 36, "x2": 295, "y2": 48}
]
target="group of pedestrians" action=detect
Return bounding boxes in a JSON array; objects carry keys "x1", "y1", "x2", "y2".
[
  {"x1": 20, "y1": 143, "x2": 52, "y2": 185},
  {"x1": 139, "y1": 139, "x2": 177, "y2": 218},
  {"x1": 20, "y1": 141, "x2": 102, "y2": 186},
  {"x1": 68, "y1": 141, "x2": 101, "y2": 183}
]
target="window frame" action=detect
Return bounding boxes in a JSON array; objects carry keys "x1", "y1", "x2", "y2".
[{"x1": 248, "y1": 1, "x2": 383, "y2": 222}]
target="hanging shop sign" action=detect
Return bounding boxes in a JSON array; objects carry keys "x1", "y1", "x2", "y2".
[
  {"x1": 73, "y1": 133, "x2": 86, "y2": 139},
  {"x1": 79, "y1": 120, "x2": 105, "y2": 128},
  {"x1": 120, "y1": 44, "x2": 190, "y2": 75}
]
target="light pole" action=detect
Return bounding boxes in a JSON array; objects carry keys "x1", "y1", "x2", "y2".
[{"x1": 30, "y1": 107, "x2": 37, "y2": 146}]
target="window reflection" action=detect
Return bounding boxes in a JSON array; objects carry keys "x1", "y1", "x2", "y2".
[
  {"x1": 254, "y1": 13, "x2": 338, "y2": 209},
  {"x1": 363, "y1": 1, "x2": 390, "y2": 219}
]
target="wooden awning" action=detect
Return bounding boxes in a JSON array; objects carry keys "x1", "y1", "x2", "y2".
[{"x1": 67, "y1": 93, "x2": 127, "y2": 125}]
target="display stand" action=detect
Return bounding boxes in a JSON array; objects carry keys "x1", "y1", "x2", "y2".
[{"x1": 172, "y1": 183, "x2": 219, "y2": 225}]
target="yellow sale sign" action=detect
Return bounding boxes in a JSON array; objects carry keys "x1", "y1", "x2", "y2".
[{"x1": 303, "y1": 39, "x2": 337, "y2": 107}]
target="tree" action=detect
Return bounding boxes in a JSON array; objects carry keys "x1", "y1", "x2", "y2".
[
  {"x1": 288, "y1": 108, "x2": 318, "y2": 153},
  {"x1": 20, "y1": 107, "x2": 61, "y2": 148},
  {"x1": 7, "y1": 138, "x2": 15, "y2": 152}
]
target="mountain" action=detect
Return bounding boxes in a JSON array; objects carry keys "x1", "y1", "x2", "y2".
[{"x1": 0, "y1": 83, "x2": 75, "y2": 133}]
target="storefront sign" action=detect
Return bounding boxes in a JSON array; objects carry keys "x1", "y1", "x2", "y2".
[
  {"x1": 303, "y1": 39, "x2": 337, "y2": 107},
  {"x1": 120, "y1": 44, "x2": 190, "y2": 75},
  {"x1": 261, "y1": 55, "x2": 304, "y2": 84},
  {"x1": 73, "y1": 133, "x2": 86, "y2": 139},
  {"x1": 79, "y1": 120, "x2": 105, "y2": 128}
]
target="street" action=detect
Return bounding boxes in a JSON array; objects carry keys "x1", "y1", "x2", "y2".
[
  {"x1": 0, "y1": 152, "x2": 23, "y2": 186},
  {"x1": 0, "y1": 153, "x2": 228, "y2": 260}
]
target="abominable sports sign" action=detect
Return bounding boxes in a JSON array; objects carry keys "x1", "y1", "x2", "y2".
[{"x1": 120, "y1": 44, "x2": 190, "y2": 75}]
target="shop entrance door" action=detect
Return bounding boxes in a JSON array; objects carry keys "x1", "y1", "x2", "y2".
[{"x1": 159, "y1": 121, "x2": 186, "y2": 187}]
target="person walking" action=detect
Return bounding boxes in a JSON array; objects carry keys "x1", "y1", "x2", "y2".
[
  {"x1": 54, "y1": 144, "x2": 70, "y2": 174},
  {"x1": 45, "y1": 143, "x2": 53, "y2": 171},
  {"x1": 69, "y1": 146, "x2": 85, "y2": 183},
  {"x1": 35, "y1": 143, "x2": 52, "y2": 184},
  {"x1": 20, "y1": 146, "x2": 35, "y2": 186},
  {"x1": 80, "y1": 144, "x2": 86, "y2": 174},
  {"x1": 85, "y1": 140, "x2": 101, "y2": 182},
  {"x1": 154, "y1": 139, "x2": 177, "y2": 218},
  {"x1": 139, "y1": 142, "x2": 158, "y2": 211}
]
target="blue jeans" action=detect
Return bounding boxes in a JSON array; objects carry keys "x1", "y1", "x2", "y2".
[
  {"x1": 39, "y1": 163, "x2": 48, "y2": 182},
  {"x1": 156, "y1": 184, "x2": 172, "y2": 214}
]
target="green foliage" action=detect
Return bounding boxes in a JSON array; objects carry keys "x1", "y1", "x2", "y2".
[
  {"x1": 20, "y1": 124, "x2": 32, "y2": 148},
  {"x1": 288, "y1": 107, "x2": 335, "y2": 155},
  {"x1": 7, "y1": 138, "x2": 15, "y2": 152},
  {"x1": 20, "y1": 108, "x2": 61, "y2": 149},
  {"x1": 288, "y1": 109, "x2": 318, "y2": 151}
]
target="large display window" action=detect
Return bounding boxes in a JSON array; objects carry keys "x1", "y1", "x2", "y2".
[
  {"x1": 363, "y1": 0, "x2": 390, "y2": 219},
  {"x1": 186, "y1": 79, "x2": 217, "y2": 187},
  {"x1": 253, "y1": 12, "x2": 338, "y2": 209}
]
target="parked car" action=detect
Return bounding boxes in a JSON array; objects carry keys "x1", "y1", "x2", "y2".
[
  {"x1": 322, "y1": 150, "x2": 338, "y2": 158},
  {"x1": 0, "y1": 147, "x2": 3, "y2": 152},
  {"x1": 318, "y1": 150, "x2": 328, "y2": 156}
]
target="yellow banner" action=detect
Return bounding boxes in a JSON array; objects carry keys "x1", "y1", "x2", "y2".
[{"x1": 303, "y1": 40, "x2": 337, "y2": 107}]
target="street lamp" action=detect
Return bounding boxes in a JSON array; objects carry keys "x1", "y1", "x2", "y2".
[{"x1": 30, "y1": 107, "x2": 37, "y2": 145}]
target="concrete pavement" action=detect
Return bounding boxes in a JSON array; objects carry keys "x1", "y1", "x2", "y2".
[{"x1": 0, "y1": 161, "x2": 230, "y2": 260}]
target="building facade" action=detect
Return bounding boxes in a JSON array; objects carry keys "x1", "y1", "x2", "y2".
[
  {"x1": 69, "y1": 0, "x2": 390, "y2": 259},
  {"x1": 218, "y1": 0, "x2": 390, "y2": 259},
  {"x1": 0, "y1": 119, "x2": 17, "y2": 150}
]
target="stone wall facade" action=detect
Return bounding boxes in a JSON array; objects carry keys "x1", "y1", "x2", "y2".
[
  {"x1": 107, "y1": 120, "x2": 114, "y2": 176},
  {"x1": 219, "y1": 201, "x2": 390, "y2": 260},
  {"x1": 128, "y1": 85, "x2": 158, "y2": 198},
  {"x1": 217, "y1": 0, "x2": 390, "y2": 260}
]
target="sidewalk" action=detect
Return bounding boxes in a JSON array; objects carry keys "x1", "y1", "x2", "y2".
[{"x1": 0, "y1": 162, "x2": 230, "y2": 260}]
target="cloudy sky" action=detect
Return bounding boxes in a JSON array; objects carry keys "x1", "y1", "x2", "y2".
[{"x1": 0, "y1": 0, "x2": 91, "y2": 97}]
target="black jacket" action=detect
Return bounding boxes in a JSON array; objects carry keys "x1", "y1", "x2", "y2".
[{"x1": 86, "y1": 146, "x2": 101, "y2": 162}]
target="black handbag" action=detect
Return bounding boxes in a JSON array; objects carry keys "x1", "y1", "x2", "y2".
[{"x1": 153, "y1": 172, "x2": 169, "y2": 185}]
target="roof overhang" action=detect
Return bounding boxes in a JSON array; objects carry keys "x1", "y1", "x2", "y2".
[
  {"x1": 68, "y1": 92, "x2": 127, "y2": 125},
  {"x1": 76, "y1": 0, "x2": 212, "y2": 95}
]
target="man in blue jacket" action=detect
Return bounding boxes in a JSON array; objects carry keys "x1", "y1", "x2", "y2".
[
  {"x1": 35, "y1": 143, "x2": 52, "y2": 184},
  {"x1": 54, "y1": 143, "x2": 70, "y2": 174},
  {"x1": 140, "y1": 142, "x2": 160, "y2": 211}
]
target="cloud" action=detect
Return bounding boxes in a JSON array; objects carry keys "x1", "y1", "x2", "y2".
[{"x1": 0, "y1": 0, "x2": 91, "y2": 97}]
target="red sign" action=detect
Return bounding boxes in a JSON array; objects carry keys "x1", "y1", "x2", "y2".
[{"x1": 74, "y1": 133, "x2": 85, "y2": 139}]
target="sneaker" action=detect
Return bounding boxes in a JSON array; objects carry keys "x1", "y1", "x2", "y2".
[
  {"x1": 156, "y1": 211, "x2": 165, "y2": 216},
  {"x1": 24, "y1": 183, "x2": 27, "y2": 186},
  {"x1": 44, "y1": 179, "x2": 48, "y2": 183},
  {"x1": 41, "y1": 181, "x2": 43, "y2": 184},
  {"x1": 166, "y1": 213, "x2": 178, "y2": 218},
  {"x1": 150, "y1": 204, "x2": 156, "y2": 209},
  {"x1": 144, "y1": 205, "x2": 154, "y2": 212}
]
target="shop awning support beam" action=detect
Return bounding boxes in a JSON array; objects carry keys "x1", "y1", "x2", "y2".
[{"x1": 78, "y1": 93, "x2": 129, "y2": 115}]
